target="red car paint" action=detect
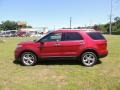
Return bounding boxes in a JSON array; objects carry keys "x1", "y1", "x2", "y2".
[{"x1": 15, "y1": 29, "x2": 108, "y2": 65}]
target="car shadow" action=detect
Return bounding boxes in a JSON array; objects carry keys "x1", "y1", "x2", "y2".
[
  {"x1": 13, "y1": 59, "x2": 102, "y2": 66},
  {"x1": 37, "y1": 59, "x2": 80, "y2": 65},
  {"x1": 13, "y1": 60, "x2": 21, "y2": 65}
]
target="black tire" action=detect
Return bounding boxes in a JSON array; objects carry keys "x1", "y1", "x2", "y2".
[
  {"x1": 20, "y1": 52, "x2": 37, "y2": 66},
  {"x1": 81, "y1": 52, "x2": 98, "y2": 67}
]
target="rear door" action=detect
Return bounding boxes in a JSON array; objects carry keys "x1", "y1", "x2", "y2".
[{"x1": 59, "y1": 32, "x2": 84, "y2": 57}]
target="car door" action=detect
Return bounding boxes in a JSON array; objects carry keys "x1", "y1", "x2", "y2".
[
  {"x1": 59, "y1": 32, "x2": 84, "y2": 57},
  {"x1": 39, "y1": 32, "x2": 62, "y2": 57}
]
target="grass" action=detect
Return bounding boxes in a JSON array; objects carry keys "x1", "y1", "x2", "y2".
[{"x1": 0, "y1": 36, "x2": 120, "y2": 90}]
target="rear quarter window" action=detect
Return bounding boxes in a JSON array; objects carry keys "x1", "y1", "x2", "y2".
[{"x1": 87, "y1": 32, "x2": 105, "y2": 40}]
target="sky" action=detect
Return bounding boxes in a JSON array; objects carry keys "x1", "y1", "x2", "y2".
[{"x1": 0, "y1": 0, "x2": 120, "y2": 29}]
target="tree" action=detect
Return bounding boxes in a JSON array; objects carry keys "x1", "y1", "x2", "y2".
[
  {"x1": 114, "y1": 17, "x2": 120, "y2": 32},
  {"x1": 26, "y1": 25, "x2": 32, "y2": 28},
  {"x1": 1, "y1": 20, "x2": 19, "y2": 30},
  {"x1": 0, "y1": 24, "x2": 3, "y2": 31},
  {"x1": 0, "y1": 20, "x2": 33, "y2": 31},
  {"x1": 114, "y1": 17, "x2": 120, "y2": 22},
  {"x1": 93, "y1": 25, "x2": 101, "y2": 31}
]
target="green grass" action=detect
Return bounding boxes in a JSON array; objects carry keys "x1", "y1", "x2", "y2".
[{"x1": 0, "y1": 36, "x2": 120, "y2": 90}]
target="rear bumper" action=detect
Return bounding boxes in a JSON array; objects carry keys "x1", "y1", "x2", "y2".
[
  {"x1": 99, "y1": 50, "x2": 108, "y2": 58},
  {"x1": 99, "y1": 53, "x2": 108, "y2": 58}
]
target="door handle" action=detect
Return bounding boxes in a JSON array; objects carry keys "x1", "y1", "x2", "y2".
[
  {"x1": 53, "y1": 44, "x2": 61, "y2": 46},
  {"x1": 80, "y1": 41, "x2": 85, "y2": 45},
  {"x1": 53, "y1": 44, "x2": 58, "y2": 46}
]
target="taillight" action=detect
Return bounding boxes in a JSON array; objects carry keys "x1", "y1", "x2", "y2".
[{"x1": 96, "y1": 40, "x2": 107, "y2": 49}]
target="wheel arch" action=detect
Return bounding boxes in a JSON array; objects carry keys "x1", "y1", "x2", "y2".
[
  {"x1": 80, "y1": 49, "x2": 99, "y2": 59},
  {"x1": 19, "y1": 49, "x2": 39, "y2": 60}
]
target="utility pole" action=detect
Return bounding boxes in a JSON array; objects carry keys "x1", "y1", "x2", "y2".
[
  {"x1": 70, "y1": 17, "x2": 72, "y2": 29},
  {"x1": 109, "y1": 0, "x2": 113, "y2": 35}
]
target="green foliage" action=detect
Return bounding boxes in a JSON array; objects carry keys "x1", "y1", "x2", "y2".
[
  {"x1": 0, "y1": 20, "x2": 19, "y2": 30},
  {"x1": 0, "y1": 20, "x2": 32, "y2": 31},
  {"x1": 93, "y1": 16, "x2": 120, "y2": 34},
  {"x1": 0, "y1": 24, "x2": 3, "y2": 31},
  {"x1": 114, "y1": 17, "x2": 120, "y2": 31},
  {"x1": 26, "y1": 25, "x2": 32, "y2": 28}
]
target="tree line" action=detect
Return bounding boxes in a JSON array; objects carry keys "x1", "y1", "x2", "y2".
[
  {"x1": 93, "y1": 16, "x2": 120, "y2": 34},
  {"x1": 0, "y1": 20, "x2": 32, "y2": 31},
  {"x1": 1, "y1": 17, "x2": 120, "y2": 34}
]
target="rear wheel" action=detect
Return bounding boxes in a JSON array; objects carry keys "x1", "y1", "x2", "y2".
[
  {"x1": 81, "y1": 52, "x2": 98, "y2": 67},
  {"x1": 21, "y1": 52, "x2": 37, "y2": 66}
]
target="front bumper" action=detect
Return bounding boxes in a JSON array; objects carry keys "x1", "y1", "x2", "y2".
[{"x1": 14, "y1": 47, "x2": 23, "y2": 61}]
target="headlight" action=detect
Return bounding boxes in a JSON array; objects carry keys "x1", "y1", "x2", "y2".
[{"x1": 17, "y1": 44, "x2": 23, "y2": 48}]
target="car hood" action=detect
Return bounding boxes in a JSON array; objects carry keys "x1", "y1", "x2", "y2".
[{"x1": 18, "y1": 40, "x2": 35, "y2": 45}]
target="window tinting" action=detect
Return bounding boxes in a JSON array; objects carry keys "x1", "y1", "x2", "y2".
[
  {"x1": 41, "y1": 33, "x2": 62, "y2": 42},
  {"x1": 87, "y1": 32, "x2": 105, "y2": 40},
  {"x1": 62, "y1": 32, "x2": 83, "y2": 41}
]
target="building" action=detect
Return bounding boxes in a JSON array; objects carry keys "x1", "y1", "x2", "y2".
[{"x1": 19, "y1": 27, "x2": 48, "y2": 34}]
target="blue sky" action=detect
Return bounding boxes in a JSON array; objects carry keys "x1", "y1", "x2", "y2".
[{"x1": 0, "y1": 0, "x2": 120, "y2": 29}]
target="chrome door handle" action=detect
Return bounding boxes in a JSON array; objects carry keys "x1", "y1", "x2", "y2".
[
  {"x1": 80, "y1": 41, "x2": 85, "y2": 45},
  {"x1": 53, "y1": 44, "x2": 58, "y2": 46},
  {"x1": 53, "y1": 44, "x2": 61, "y2": 46},
  {"x1": 57, "y1": 44, "x2": 61, "y2": 46}
]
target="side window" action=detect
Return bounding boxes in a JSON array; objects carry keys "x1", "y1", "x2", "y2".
[
  {"x1": 62, "y1": 32, "x2": 83, "y2": 41},
  {"x1": 41, "y1": 33, "x2": 62, "y2": 42},
  {"x1": 87, "y1": 32, "x2": 105, "y2": 40}
]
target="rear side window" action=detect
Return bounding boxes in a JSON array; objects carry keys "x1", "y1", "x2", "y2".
[
  {"x1": 87, "y1": 32, "x2": 105, "y2": 40},
  {"x1": 62, "y1": 32, "x2": 83, "y2": 41}
]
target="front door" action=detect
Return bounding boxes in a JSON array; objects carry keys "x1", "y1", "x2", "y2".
[{"x1": 39, "y1": 33, "x2": 62, "y2": 57}]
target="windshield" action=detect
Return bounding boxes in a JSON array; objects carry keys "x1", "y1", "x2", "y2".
[{"x1": 34, "y1": 33, "x2": 49, "y2": 42}]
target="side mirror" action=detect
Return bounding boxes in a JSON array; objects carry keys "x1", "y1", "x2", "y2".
[{"x1": 40, "y1": 40, "x2": 44, "y2": 45}]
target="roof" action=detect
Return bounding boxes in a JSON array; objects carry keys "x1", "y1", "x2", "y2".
[{"x1": 54, "y1": 29, "x2": 96, "y2": 33}]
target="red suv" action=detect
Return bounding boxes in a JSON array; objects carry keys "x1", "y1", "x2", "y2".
[{"x1": 15, "y1": 29, "x2": 108, "y2": 66}]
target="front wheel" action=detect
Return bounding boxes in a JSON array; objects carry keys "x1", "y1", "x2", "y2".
[
  {"x1": 81, "y1": 52, "x2": 98, "y2": 67},
  {"x1": 20, "y1": 52, "x2": 37, "y2": 66}
]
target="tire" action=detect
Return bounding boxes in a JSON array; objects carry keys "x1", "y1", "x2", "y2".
[
  {"x1": 81, "y1": 52, "x2": 98, "y2": 67},
  {"x1": 20, "y1": 52, "x2": 37, "y2": 66}
]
